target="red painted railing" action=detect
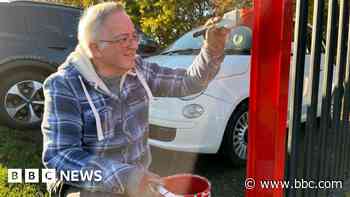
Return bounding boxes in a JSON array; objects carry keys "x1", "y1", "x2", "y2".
[{"x1": 246, "y1": 1, "x2": 293, "y2": 197}]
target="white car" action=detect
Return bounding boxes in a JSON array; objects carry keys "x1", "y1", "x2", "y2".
[{"x1": 146, "y1": 24, "x2": 325, "y2": 166}]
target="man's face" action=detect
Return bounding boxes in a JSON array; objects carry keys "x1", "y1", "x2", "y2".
[{"x1": 95, "y1": 11, "x2": 138, "y2": 72}]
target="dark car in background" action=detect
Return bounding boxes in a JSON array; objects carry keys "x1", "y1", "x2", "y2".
[{"x1": 0, "y1": 0, "x2": 159, "y2": 130}]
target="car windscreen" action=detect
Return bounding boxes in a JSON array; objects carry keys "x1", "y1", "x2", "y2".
[
  {"x1": 162, "y1": 26, "x2": 253, "y2": 55},
  {"x1": 162, "y1": 29, "x2": 204, "y2": 54}
]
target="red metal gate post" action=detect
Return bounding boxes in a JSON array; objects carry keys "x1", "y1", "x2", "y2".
[{"x1": 246, "y1": 0, "x2": 293, "y2": 197}]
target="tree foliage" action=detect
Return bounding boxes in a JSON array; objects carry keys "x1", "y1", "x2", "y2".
[
  {"x1": 53, "y1": 0, "x2": 252, "y2": 47},
  {"x1": 136, "y1": 0, "x2": 211, "y2": 46}
]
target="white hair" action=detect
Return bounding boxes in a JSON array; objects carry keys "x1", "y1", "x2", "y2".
[{"x1": 78, "y1": 2, "x2": 125, "y2": 57}]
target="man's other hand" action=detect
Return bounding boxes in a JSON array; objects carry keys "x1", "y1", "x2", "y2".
[
  {"x1": 134, "y1": 171, "x2": 164, "y2": 197},
  {"x1": 203, "y1": 16, "x2": 231, "y2": 57}
]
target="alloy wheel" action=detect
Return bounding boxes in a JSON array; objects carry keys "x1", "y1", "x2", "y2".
[
  {"x1": 4, "y1": 80, "x2": 44, "y2": 124},
  {"x1": 232, "y1": 111, "x2": 248, "y2": 160}
]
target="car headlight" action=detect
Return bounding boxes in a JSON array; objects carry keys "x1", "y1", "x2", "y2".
[{"x1": 182, "y1": 104, "x2": 205, "y2": 119}]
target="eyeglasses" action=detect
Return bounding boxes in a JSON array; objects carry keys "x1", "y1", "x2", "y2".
[{"x1": 99, "y1": 32, "x2": 140, "y2": 46}]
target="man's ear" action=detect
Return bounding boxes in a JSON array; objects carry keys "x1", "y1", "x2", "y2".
[{"x1": 89, "y1": 42, "x2": 103, "y2": 58}]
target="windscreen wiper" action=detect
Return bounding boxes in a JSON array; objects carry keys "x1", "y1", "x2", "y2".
[{"x1": 161, "y1": 48, "x2": 200, "y2": 55}]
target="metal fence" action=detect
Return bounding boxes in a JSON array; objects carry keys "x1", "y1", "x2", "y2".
[{"x1": 287, "y1": 0, "x2": 350, "y2": 196}]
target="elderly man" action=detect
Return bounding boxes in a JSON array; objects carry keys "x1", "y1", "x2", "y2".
[{"x1": 42, "y1": 2, "x2": 231, "y2": 197}]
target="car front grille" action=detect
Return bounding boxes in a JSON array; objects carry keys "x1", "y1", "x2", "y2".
[{"x1": 149, "y1": 124, "x2": 176, "y2": 142}]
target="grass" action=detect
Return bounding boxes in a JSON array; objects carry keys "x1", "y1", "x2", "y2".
[{"x1": 0, "y1": 126, "x2": 48, "y2": 197}]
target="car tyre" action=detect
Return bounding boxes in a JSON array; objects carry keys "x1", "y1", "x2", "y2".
[
  {"x1": 0, "y1": 68, "x2": 49, "y2": 129},
  {"x1": 222, "y1": 102, "x2": 248, "y2": 167}
]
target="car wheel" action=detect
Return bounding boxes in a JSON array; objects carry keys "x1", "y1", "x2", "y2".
[
  {"x1": 0, "y1": 70, "x2": 48, "y2": 129},
  {"x1": 222, "y1": 102, "x2": 248, "y2": 167}
]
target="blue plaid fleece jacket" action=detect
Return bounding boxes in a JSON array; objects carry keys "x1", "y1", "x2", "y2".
[{"x1": 42, "y1": 45, "x2": 224, "y2": 195}]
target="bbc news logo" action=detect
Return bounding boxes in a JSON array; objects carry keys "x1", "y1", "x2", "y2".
[{"x1": 8, "y1": 169, "x2": 102, "y2": 183}]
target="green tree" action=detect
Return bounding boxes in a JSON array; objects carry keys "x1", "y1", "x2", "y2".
[
  {"x1": 53, "y1": 0, "x2": 253, "y2": 47},
  {"x1": 136, "y1": 0, "x2": 211, "y2": 46},
  {"x1": 135, "y1": 0, "x2": 252, "y2": 46}
]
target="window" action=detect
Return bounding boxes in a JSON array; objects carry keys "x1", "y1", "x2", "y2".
[
  {"x1": 62, "y1": 10, "x2": 81, "y2": 39},
  {"x1": 163, "y1": 25, "x2": 252, "y2": 55},
  {"x1": 25, "y1": 6, "x2": 64, "y2": 37},
  {"x1": 165, "y1": 29, "x2": 205, "y2": 53}
]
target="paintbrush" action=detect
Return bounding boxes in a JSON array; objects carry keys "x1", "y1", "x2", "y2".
[{"x1": 193, "y1": 9, "x2": 241, "y2": 38}]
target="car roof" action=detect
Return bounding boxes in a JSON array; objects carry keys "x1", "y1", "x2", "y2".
[{"x1": 0, "y1": 0, "x2": 81, "y2": 11}]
